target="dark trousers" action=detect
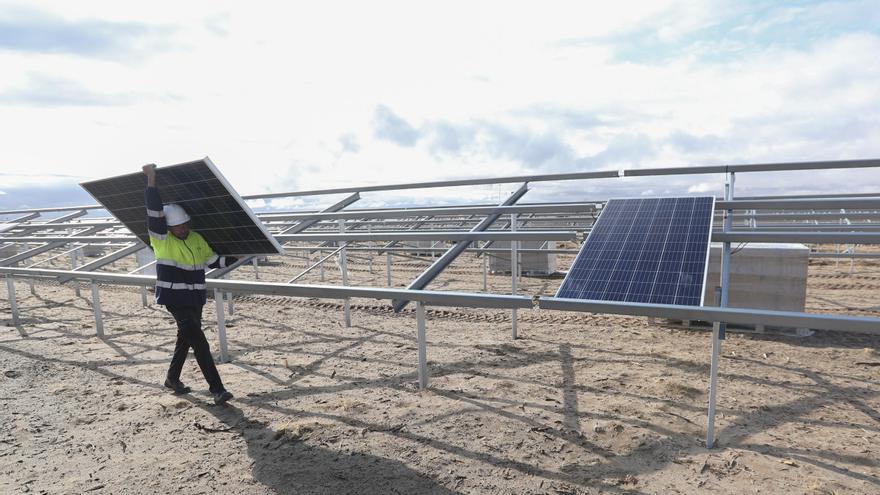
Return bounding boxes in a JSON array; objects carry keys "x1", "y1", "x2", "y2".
[{"x1": 165, "y1": 304, "x2": 225, "y2": 393}]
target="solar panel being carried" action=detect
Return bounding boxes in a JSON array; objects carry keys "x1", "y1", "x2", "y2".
[
  {"x1": 81, "y1": 157, "x2": 284, "y2": 256},
  {"x1": 556, "y1": 196, "x2": 714, "y2": 305}
]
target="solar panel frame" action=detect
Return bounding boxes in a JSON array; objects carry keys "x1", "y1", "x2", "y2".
[
  {"x1": 80, "y1": 157, "x2": 285, "y2": 256},
  {"x1": 555, "y1": 196, "x2": 715, "y2": 306}
]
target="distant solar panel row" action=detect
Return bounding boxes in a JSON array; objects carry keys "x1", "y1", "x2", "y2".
[
  {"x1": 81, "y1": 158, "x2": 284, "y2": 256},
  {"x1": 556, "y1": 197, "x2": 714, "y2": 306}
]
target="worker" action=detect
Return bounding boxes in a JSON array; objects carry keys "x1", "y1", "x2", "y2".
[{"x1": 142, "y1": 163, "x2": 235, "y2": 405}]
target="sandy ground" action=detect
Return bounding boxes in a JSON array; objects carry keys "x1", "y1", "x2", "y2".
[{"x1": 1, "y1": 245, "x2": 878, "y2": 494}]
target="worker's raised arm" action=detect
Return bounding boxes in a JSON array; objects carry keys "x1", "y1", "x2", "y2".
[
  {"x1": 142, "y1": 163, "x2": 157, "y2": 187},
  {"x1": 143, "y1": 163, "x2": 167, "y2": 241}
]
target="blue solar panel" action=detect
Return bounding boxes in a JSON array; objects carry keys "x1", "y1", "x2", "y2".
[{"x1": 556, "y1": 197, "x2": 714, "y2": 306}]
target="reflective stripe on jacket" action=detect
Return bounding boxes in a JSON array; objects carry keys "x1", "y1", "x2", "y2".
[{"x1": 145, "y1": 186, "x2": 234, "y2": 306}]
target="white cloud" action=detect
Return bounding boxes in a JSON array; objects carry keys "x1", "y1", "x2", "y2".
[
  {"x1": 0, "y1": 1, "x2": 877, "y2": 207},
  {"x1": 688, "y1": 182, "x2": 717, "y2": 193}
]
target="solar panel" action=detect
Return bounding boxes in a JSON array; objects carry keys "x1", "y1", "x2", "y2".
[
  {"x1": 80, "y1": 157, "x2": 285, "y2": 256},
  {"x1": 556, "y1": 196, "x2": 714, "y2": 305}
]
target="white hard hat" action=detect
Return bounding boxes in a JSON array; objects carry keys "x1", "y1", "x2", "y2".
[{"x1": 163, "y1": 204, "x2": 191, "y2": 226}]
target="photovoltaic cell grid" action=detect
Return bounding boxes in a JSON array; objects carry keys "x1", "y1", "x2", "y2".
[
  {"x1": 556, "y1": 196, "x2": 714, "y2": 306},
  {"x1": 80, "y1": 158, "x2": 284, "y2": 255}
]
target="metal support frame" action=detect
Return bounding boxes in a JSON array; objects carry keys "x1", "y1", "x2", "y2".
[
  {"x1": 278, "y1": 192, "x2": 360, "y2": 235},
  {"x1": 214, "y1": 288, "x2": 229, "y2": 362},
  {"x1": 707, "y1": 172, "x2": 734, "y2": 448},
  {"x1": 386, "y1": 251, "x2": 392, "y2": 286},
  {"x1": 5, "y1": 275, "x2": 19, "y2": 326},
  {"x1": 482, "y1": 247, "x2": 488, "y2": 291},
  {"x1": 133, "y1": 248, "x2": 155, "y2": 307},
  {"x1": 417, "y1": 301, "x2": 428, "y2": 389},
  {"x1": 392, "y1": 183, "x2": 530, "y2": 312},
  {"x1": 340, "y1": 219, "x2": 351, "y2": 327},
  {"x1": 3, "y1": 266, "x2": 880, "y2": 333},
  {"x1": 245, "y1": 158, "x2": 880, "y2": 201},
  {"x1": 59, "y1": 243, "x2": 144, "y2": 282},
  {"x1": 511, "y1": 213, "x2": 519, "y2": 340},
  {"x1": 276, "y1": 230, "x2": 575, "y2": 243},
  {"x1": 0, "y1": 225, "x2": 108, "y2": 263},
  {"x1": 367, "y1": 224, "x2": 373, "y2": 274},
  {"x1": 91, "y1": 282, "x2": 104, "y2": 338},
  {"x1": 288, "y1": 243, "x2": 348, "y2": 283},
  {"x1": 71, "y1": 248, "x2": 81, "y2": 297}
]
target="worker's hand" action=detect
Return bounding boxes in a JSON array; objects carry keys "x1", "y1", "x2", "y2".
[{"x1": 142, "y1": 163, "x2": 157, "y2": 186}]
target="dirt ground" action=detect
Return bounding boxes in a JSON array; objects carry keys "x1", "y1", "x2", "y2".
[{"x1": 1, "y1": 245, "x2": 878, "y2": 494}]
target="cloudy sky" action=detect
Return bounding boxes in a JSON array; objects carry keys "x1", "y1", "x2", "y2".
[{"x1": 0, "y1": 0, "x2": 878, "y2": 213}]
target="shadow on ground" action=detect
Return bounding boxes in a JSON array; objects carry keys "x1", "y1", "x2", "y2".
[{"x1": 200, "y1": 404, "x2": 461, "y2": 495}]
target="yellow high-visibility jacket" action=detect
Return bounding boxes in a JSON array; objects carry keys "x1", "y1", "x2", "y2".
[{"x1": 145, "y1": 186, "x2": 234, "y2": 306}]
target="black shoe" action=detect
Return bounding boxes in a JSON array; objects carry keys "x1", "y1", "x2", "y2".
[
  {"x1": 164, "y1": 378, "x2": 191, "y2": 394},
  {"x1": 213, "y1": 390, "x2": 233, "y2": 405}
]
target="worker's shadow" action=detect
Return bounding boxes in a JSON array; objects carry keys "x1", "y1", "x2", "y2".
[{"x1": 200, "y1": 404, "x2": 460, "y2": 495}]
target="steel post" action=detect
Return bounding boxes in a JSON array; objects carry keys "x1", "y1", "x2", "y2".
[
  {"x1": 386, "y1": 252, "x2": 392, "y2": 286},
  {"x1": 340, "y1": 220, "x2": 351, "y2": 327},
  {"x1": 416, "y1": 301, "x2": 428, "y2": 389},
  {"x1": 71, "y1": 248, "x2": 81, "y2": 297},
  {"x1": 707, "y1": 172, "x2": 734, "y2": 448},
  {"x1": 214, "y1": 288, "x2": 229, "y2": 363},
  {"x1": 511, "y1": 214, "x2": 519, "y2": 340},
  {"x1": 5, "y1": 276, "x2": 19, "y2": 326},
  {"x1": 91, "y1": 282, "x2": 104, "y2": 338},
  {"x1": 483, "y1": 250, "x2": 488, "y2": 291}
]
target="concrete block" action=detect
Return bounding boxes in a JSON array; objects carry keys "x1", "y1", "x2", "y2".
[
  {"x1": 703, "y1": 242, "x2": 808, "y2": 312},
  {"x1": 0, "y1": 243, "x2": 17, "y2": 258},
  {"x1": 81, "y1": 245, "x2": 106, "y2": 257},
  {"x1": 489, "y1": 241, "x2": 557, "y2": 276}
]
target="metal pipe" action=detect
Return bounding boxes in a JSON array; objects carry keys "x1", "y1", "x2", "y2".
[
  {"x1": 417, "y1": 301, "x2": 428, "y2": 389},
  {"x1": 712, "y1": 232, "x2": 880, "y2": 243},
  {"x1": 538, "y1": 297, "x2": 880, "y2": 335},
  {"x1": 287, "y1": 243, "x2": 348, "y2": 283},
  {"x1": 244, "y1": 158, "x2": 880, "y2": 200},
  {"x1": 386, "y1": 251, "x2": 392, "y2": 287},
  {"x1": 91, "y1": 282, "x2": 104, "y2": 338},
  {"x1": 708, "y1": 171, "x2": 734, "y2": 449},
  {"x1": 511, "y1": 213, "x2": 518, "y2": 340},
  {"x1": 214, "y1": 289, "x2": 228, "y2": 362},
  {"x1": 5, "y1": 276, "x2": 19, "y2": 326},
  {"x1": 340, "y1": 219, "x2": 351, "y2": 327},
  {"x1": 277, "y1": 231, "x2": 575, "y2": 242},
  {"x1": 392, "y1": 183, "x2": 530, "y2": 312},
  {"x1": 3, "y1": 265, "x2": 880, "y2": 333},
  {"x1": 716, "y1": 198, "x2": 880, "y2": 210},
  {"x1": 259, "y1": 203, "x2": 600, "y2": 222}
]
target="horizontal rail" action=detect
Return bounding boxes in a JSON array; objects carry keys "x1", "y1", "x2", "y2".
[
  {"x1": 3, "y1": 267, "x2": 879, "y2": 334},
  {"x1": 712, "y1": 232, "x2": 880, "y2": 243},
  {"x1": 261, "y1": 203, "x2": 601, "y2": 222},
  {"x1": 244, "y1": 158, "x2": 880, "y2": 200},
  {"x1": 0, "y1": 236, "x2": 139, "y2": 243},
  {"x1": 275, "y1": 231, "x2": 578, "y2": 242},
  {"x1": 0, "y1": 267, "x2": 532, "y2": 309},
  {"x1": 810, "y1": 252, "x2": 880, "y2": 259},
  {"x1": 2, "y1": 159, "x2": 878, "y2": 217},
  {"x1": 282, "y1": 246, "x2": 579, "y2": 255},
  {"x1": 539, "y1": 297, "x2": 880, "y2": 335},
  {"x1": 717, "y1": 198, "x2": 880, "y2": 210},
  {"x1": 8, "y1": 230, "x2": 876, "y2": 244}
]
